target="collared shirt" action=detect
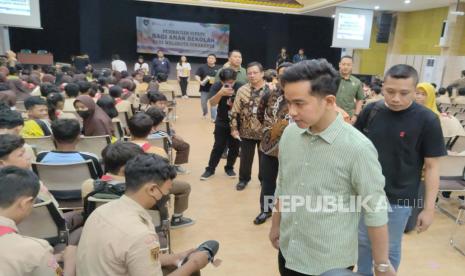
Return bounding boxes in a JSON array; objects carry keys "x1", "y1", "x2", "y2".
[
  {"x1": 0, "y1": 216, "x2": 62, "y2": 276},
  {"x1": 276, "y1": 114, "x2": 388, "y2": 275},
  {"x1": 336, "y1": 75, "x2": 364, "y2": 117},
  {"x1": 215, "y1": 66, "x2": 248, "y2": 86},
  {"x1": 230, "y1": 83, "x2": 268, "y2": 140},
  {"x1": 77, "y1": 195, "x2": 162, "y2": 276}
]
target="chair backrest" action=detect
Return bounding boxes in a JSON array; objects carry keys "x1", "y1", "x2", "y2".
[
  {"x1": 455, "y1": 113, "x2": 465, "y2": 123},
  {"x1": 24, "y1": 136, "x2": 55, "y2": 154},
  {"x1": 117, "y1": 111, "x2": 130, "y2": 129},
  {"x1": 15, "y1": 101, "x2": 26, "y2": 112},
  {"x1": 32, "y1": 160, "x2": 94, "y2": 199},
  {"x1": 451, "y1": 136, "x2": 465, "y2": 153},
  {"x1": 76, "y1": 135, "x2": 111, "y2": 159},
  {"x1": 112, "y1": 120, "x2": 125, "y2": 140},
  {"x1": 159, "y1": 89, "x2": 174, "y2": 102},
  {"x1": 448, "y1": 107, "x2": 463, "y2": 116},
  {"x1": 439, "y1": 155, "x2": 465, "y2": 177},
  {"x1": 147, "y1": 137, "x2": 170, "y2": 154},
  {"x1": 17, "y1": 199, "x2": 68, "y2": 245}
]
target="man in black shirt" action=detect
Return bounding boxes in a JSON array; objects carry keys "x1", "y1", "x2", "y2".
[
  {"x1": 354, "y1": 64, "x2": 446, "y2": 275},
  {"x1": 195, "y1": 54, "x2": 221, "y2": 121},
  {"x1": 200, "y1": 68, "x2": 241, "y2": 180}
]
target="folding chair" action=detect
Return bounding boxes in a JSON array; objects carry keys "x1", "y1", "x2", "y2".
[
  {"x1": 24, "y1": 136, "x2": 55, "y2": 155},
  {"x1": 440, "y1": 103, "x2": 452, "y2": 111},
  {"x1": 448, "y1": 107, "x2": 463, "y2": 116},
  {"x1": 15, "y1": 101, "x2": 26, "y2": 112},
  {"x1": 159, "y1": 88, "x2": 177, "y2": 121},
  {"x1": 437, "y1": 155, "x2": 465, "y2": 220},
  {"x1": 17, "y1": 198, "x2": 68, "y2": 246},
  {"x1": 76, "y1": 135, "x2": 111, "y2": 159},
  {"x1": 117, "y1": 111, "x2": 130, "y2": 134},
  {"x1": 32, "y1": 160, "x2": 96, "y2": 207},
  {"x1": 450, "y1": 136, "x2": 465, "y2": 153},
  {"x1": 112, "y1": 119, "x2": 125, "y2": 140},
  {"x1": 450, "y1": 203, "x2": 465, "y2": 256},
  {"x1": 455, "y1": 113, "x2": 465, "y2": 124}
]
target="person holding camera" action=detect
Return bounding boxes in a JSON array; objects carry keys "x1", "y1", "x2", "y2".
[{"x1": 200, "y1": 68, "x2": 242, "y2": 180}]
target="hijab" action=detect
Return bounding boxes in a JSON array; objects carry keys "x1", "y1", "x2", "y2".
[
  {"x1": 417, "y1": 83, "x2": 439, "y2": 116},
  {"x1": 74, "y1": 95, "x2": 113, "y2": 136}
]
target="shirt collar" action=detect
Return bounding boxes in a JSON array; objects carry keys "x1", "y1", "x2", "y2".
[
  {"x1": 0, "y1": 216, "x2": 18, "y2": 232},
  {"x1": 120, "y1": 195, "x2": 152, "y2": 222},
  {"x1": 300, "y1": 113, "x2": 344, "y2": 144}
]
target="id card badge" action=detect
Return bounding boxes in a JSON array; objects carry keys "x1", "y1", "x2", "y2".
[{"x1": 252, "y1": 106, "x2": 258, "y2": 114}]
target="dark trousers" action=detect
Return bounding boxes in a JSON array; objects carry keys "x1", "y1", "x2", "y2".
[
  {"x1": 179, "y1": 77, "x2": 188, "y2": 96},
  {"x1": 239, "y1": 138, "x2": 262, "y2": 183},
  {"x1": 278, "y1": 251, "x2": 354, "y2": 276},
  {"x1": 260, "y1": 154, "x2": 279, "y2": 213},
  {"x1": 206, "y1": 124, "x2": 240, "y2": 173}
]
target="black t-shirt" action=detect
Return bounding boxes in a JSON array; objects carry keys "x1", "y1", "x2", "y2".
[
  {"x1": 208, "y1": 82, "x2": 243, "y2": 127},
  {"x1": 354, "y1": 101, "x2": 447, "y2": 206},
  {"x1": 196, "y1": 64, "x2": 221, "y2": 92}
]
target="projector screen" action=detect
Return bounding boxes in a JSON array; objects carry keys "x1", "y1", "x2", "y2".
[
  {"x1": 0, "y1": 0, "x2": 41, "y2": 29},
  {"x1": 332, "y1": 7, "x2": 373, "y2": 49}
]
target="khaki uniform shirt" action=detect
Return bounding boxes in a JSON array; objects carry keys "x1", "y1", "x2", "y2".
[
  {"x1": 115, "y1": 99, "x2": 134, "y2": 118},
  {"x1": 453, "y1": 96, "x2": 465, "y2": 105},
  {"x1": 0, "y1": 216, "x2": 62, "y2": 276},
  {"x1": 77, "y1": 195, "x2": 162, "y2": 276},
  {"x1": 436, "y1": 95, "x2": 451, "y2": 105}
]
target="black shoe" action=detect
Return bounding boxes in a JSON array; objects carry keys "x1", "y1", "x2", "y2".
[
  {"x1": 253, "y1": 212, "x2": 271, "y2": 225},
  {"x1": 200, "y1": 170, "x2": 214, "y2": 180},
  {"x1": 171, "y1": 216, "x2": 195, "y2": 229},
  {"x1": 225, "y1": 168, "x2": 237, "y2": 178},
  {"x1": 236, "y1": 181, "x2": 248, "y2": 191}
]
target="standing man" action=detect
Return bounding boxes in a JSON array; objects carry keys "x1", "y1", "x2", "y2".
[
  {"x1": 152, "y1": 50, "x2": 170, "y2": 78},
  {"x1": 200, "y1": 68, "x2": 241, "y2": 180},
  {"x1": 292, "y1": 48, "x2": 307, "y2": 63},
  {"x1": 111, "y1": 54, "x2": 127, "y2": 73},
  {"x1": 335, "y1": 56, "x2": 364, "y2": 124},
  {"x1": 195, "y1": 54, "x2": 221, "y2": 120},
  {"x1": 355, "y1": 64, "x2": 446, "y2": 276},
  {"x1": 215, "y1": 50, "x2": 247, "y2": 86},
  {"x1": 230, "y1": 62, "x2": 268, "y2": 191},
  {"x1": 270, "y1": 60, "x2": 394, "y2": 276}
]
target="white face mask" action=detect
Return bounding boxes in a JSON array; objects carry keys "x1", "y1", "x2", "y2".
[{"x1": 11, "y1": 106, "x2": 16, "y2": 111}]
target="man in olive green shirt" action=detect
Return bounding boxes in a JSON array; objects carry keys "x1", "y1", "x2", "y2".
[
  {"x1": 335, "y1": 56, "x2": 364, "y2": 123},
  {"x1": 269, "y1": 60, "x2": 395, "y2": 276},
  {"x1": 215, "y1": 50, "x2": 247, "y2": 86}
]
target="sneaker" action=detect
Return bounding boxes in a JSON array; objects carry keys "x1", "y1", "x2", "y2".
[
  {"x1": 236, "y1": 181, "x2": 248, "y2": 191},
  {"x1": 171, "y1": 216, "x2": 195, "y2": 229},
  {"x1": 225, "y1": 168, "x2": 236, "y2": 178},
  {"x1": 175, "y1": 165, "x2": 190, "y2": 175},
  {"x1": 200, "y1": 170, "x2": 214, "y2": 180},
  {"x1": 182, "y1": 95, "x2": 189, "y2": 99}
]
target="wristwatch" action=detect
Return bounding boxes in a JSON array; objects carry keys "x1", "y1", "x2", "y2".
[{"x1": 373, "y1": 261, "x2": 391, "y2": 273}]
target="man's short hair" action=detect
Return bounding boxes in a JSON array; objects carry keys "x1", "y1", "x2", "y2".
[
  {"x1": 219, "y1": 68, "x2": 237, "y2": 82},
  {"x1": 39, "y1": 83, "x2": 60, "y2": 97},
  {"x1": 77, "y1": 80, "x2": 91, "y2": 93},
  {"x1": 124, "y1": 154, "x2": 176, "y2": 192},
  {"x1": 459, "y1": 87, "x2": 465, "y2": 96},
  {"x1": 384, "y1": 64, "x2": 419, "y2": 86},
  {"x1": 0, "y1": 134, "x2": 24, "y2": 160},
  {"x1": 145, "y1": 107, "x2": 165, "y2": 127},
  {"x1": 112, "y1": 54, "x2": 120, "y2": 61},
  {"x1": 148, "y1": 91, "x2": 167, "y2": 104},
  {"x1": 156, "y1": 73, "x2": 168, "y2": 83},
  {"x1": 142, "y1": 75, "x2": 152, "y2": 83},
  {"x1": 280, "y1": 59, "x2": 340, "y2": 97},
  {"x1": 24, "y1": 96, "x2": 47, "y2": 111},
  {"x1": 102, "y1": 142, "x2": 144, "y2": 175},
  {"x1": 0, "y1": 110, "x2": 23, "y2": 129},
  {"x1": 247, "y1": 62, "x2": 264, "y2": 72},
  {"x1": 340, "y1": 55, "x2": 353, "y2": 61},
  {"x1": 438, "y1": 87, "x2": 447, "y2": 95},
  {"x1": 264, "y1": 69, "x2": 277, "y2": 82},
  {"x1": 228, "y1": 50, "x2": 241, "y2": 58},
  {"x1": 277, "y1": 62, "x2": 293, "y2": 73},
  {"x1": 51, "y1": 119, "x2": 81, "y2": 144},
  {"x1": 208, "y1": 54, "x2": 217, "y2": 58},
  {"x1": 128, "y1": 113, "x2": 153, "y2": 138},
  {"x1": 109, "y1": 85, "x2": 123, "y2": 98},
  {"x1": 0, "y1": 166, "x2": 40, "y2": 208},
  {"x1": 64, "y1": 83, "x2": 80, "y2": 98},
  {"x1": 371, "y1": 85, "x2": 382, "y2": 95}
]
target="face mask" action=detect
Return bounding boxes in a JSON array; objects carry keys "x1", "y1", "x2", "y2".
[{"x1": 77, "y1": 110, "x2": 91, "y2": 118}]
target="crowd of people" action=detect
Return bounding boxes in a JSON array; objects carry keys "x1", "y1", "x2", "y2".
[{"x1": 0, "y1": 46, "x2": 464, "y2": 276}]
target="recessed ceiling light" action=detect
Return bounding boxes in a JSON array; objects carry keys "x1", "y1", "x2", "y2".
[
  {"x1": 374, "y1": 5, "x2": 380, "y2": 10},
  {"x1": 332, "y1": 14, "x2": 336, "y2": 18},
  {"x1": 404, "y1": 0, "x2": 411, "y2": 4}
]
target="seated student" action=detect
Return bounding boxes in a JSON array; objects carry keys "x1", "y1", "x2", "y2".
[
  {"x1": 97, "y1": 95, "x2": 119, "y2": 119},
  {"x1": 35, "y1": 119, "x2": 103, "y2": 178},
  {"x1": 436, "y1": 87, "x2": 451, "y2": 105},
  {"x1": 147, "y1": 93, "x2": 191, "y2": 174},
  {"x1": 109, "y1": 85, "x2": 133, "y2": 117},
  {"x1": 46, "y1": 92, "x2": 77, "y2": 121},
  {"x1": 0, "y1": 109, "x2": 35, "y2": 159},
  {"x1": 63, "y1": 82, "x2": 80, "y2": 112},
  {"x1": 364, "y1": 85, "x2": 383, "y2": 105},
  {"x1": 127, "y1": 114, "x2": 194, "y2": 228},
  {"x1": 0, "y1": 166, "x2": 69, "y2": 276},
  {"x1": 77, "y1": 154, "x2": 209, "y2": 275},
  {"x1": 74, "y1": 95, "x2": 114, "y2": 137},
  {"x1": 157, "y1": 72, "x2": 175, "y2": 94},
  {"x1": 77, "y1": 80, "x2": 92, "y2": 97},
  {"x1": 20, "y1": 96, "x2": 52, "y2": 138},
  {"x1": 453, "y1": 87, "x2": 465, "y2": 105}
]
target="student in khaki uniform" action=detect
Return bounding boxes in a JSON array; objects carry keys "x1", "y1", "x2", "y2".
[
  {"x1": 0, "y1": 166, "x2": 63, "y2": 276},
  {"x1": 77, "y1": 154, "x2": 209, "y2": 276}
]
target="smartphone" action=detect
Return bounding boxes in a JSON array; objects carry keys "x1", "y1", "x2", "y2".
[{"x1": 224, "y1": 84, "x2": 232, "y2": 89}]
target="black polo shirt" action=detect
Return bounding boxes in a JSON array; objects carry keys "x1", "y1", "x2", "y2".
[{"x1": 195, "y1": 64, "x2": 221, "y2": 93}]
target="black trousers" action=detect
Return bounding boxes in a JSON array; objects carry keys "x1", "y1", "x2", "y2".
[
  {"x1": 206, "y1": 124, "x2": 240, "y2": 173},
  {"x1": 239, "y1": 138, "x2": 262, "y2": 183},
  {"x1": 260, "y1": 154, "x2": 279, "y2": 213},
  {"x1": 179, "y1": 77, "x2": 188, "y2": 96},
  {"x1": 278, "y1": 251, "x2": 354, "y2": 276}
]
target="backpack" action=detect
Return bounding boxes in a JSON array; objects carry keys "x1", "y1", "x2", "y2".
[{"x1": 83, "y1": 179, "x2": 125, "y2": 220}]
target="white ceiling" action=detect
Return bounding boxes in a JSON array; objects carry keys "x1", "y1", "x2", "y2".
[{"x1": 305, "y1": 0, "x2": 457, "y2": 17}]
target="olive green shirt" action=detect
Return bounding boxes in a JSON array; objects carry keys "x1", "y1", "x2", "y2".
[
  {"x1": 215, "y1": 66, "x2": 247, "y2": 86},
  {"x1": 276, "y1": 114, "x2": 388, "y2": 275},
  {"x1": 336, "y1": 75, "x2": 364, "y2": 117}
]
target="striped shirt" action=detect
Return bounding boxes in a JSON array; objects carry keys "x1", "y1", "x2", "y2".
[{"x1": 276, "y1": 113, "x2": 388, "y2": 275}]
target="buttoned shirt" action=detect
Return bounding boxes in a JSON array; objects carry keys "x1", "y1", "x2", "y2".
[
  {"x1": 336, "y1": 75, "x2": 364, "y2": 117},
  {"x1": 276, "y1": 114, "x2": 388, "y2": 275},
  {"x1": 77, "y1": 195, "x2": 162, "y2": 276}
]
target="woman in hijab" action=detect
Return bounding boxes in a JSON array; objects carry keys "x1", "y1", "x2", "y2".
[{"x1": 74, "y1": 95, "x2": 114, "y2": 137}]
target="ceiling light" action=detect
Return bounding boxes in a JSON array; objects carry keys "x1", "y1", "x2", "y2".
[
  {"x1": 374, "y1": 5, "x2": 380, "y2": 10},
  {"x1": 332, "y1": 14, "x2": 336, "y2": 18},
  {"x1": 404, "y1": 0, "x2": 411, "y2": 4}
]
